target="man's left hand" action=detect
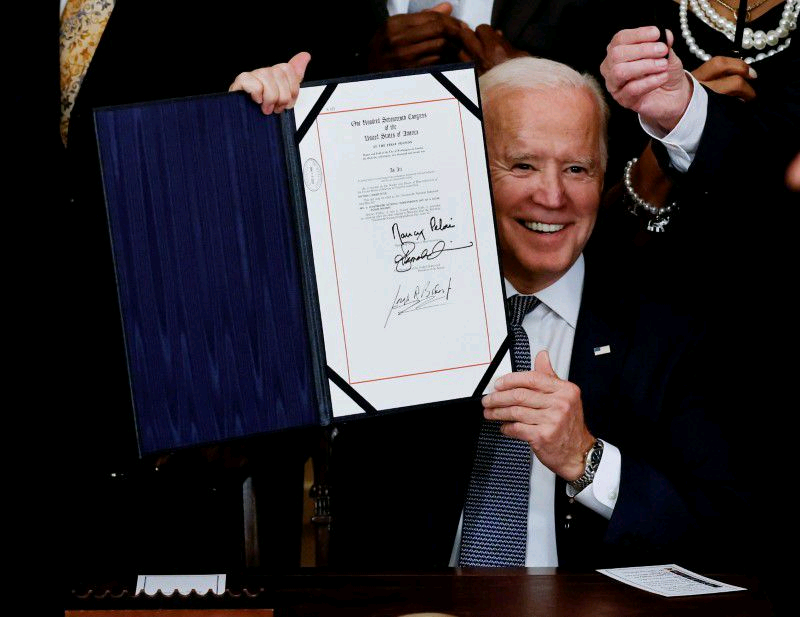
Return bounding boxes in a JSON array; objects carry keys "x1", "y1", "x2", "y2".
[{"x1": 482, "y1": 349, "x2": 595, "y2": 480}]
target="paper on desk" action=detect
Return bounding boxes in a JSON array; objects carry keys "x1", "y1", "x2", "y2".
[
  {"x1": 597, "y1": 564, "x2": 745, "y2": 597},
  {"x1": 136, "y1": 574, "x2": 226, "y2": 595}
]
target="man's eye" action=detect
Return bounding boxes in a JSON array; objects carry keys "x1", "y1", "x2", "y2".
[
  {"x1": 513, "y1": 163, "x2": 533, "y2": 171},
  {"x1": 567, "y1": 165, "x2": 587, "y2": 174}
]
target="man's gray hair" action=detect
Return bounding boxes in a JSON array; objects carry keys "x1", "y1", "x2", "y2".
[{"x1": 479, "y1": 57, "x2": 610, "y2": 170}]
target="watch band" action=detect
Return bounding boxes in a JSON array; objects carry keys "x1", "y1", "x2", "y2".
[{"x1": 566, "y1": 439, "x2": 604, "y2": 497}]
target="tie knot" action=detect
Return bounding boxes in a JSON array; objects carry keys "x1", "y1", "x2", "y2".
[{"x1": 507, "y1": 294, "x2": 540, "y2": 327}]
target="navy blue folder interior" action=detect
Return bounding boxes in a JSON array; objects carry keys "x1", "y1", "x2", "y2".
[{"x1": 95, "y1": 92, "x2": 319, "y2": 455}]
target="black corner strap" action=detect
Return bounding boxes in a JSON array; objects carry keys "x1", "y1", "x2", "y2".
[
  {"x1": 296, "y1": 83, "x2": 338, "y2": 143},
  {"x1": 471, "y1": 334, "x2": 511, "y2": 398},
  {"x1": 326, "y1": 365, "x2": 378, "y2": 416},
  {"x1": 431, "y1": 72, "x2": 482, "y2": 121}
]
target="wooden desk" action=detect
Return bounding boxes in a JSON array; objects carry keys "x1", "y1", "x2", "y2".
[{"x1": 66, "y1": 569, "x2": 778, "y2": 617}]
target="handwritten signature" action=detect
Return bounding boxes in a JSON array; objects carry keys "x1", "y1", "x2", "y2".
[
  {"x1": 385, "y1": 278, "x2": 454, "y2": 327},
  {"x1": 391, "y1": 220, "x2": 471, "y2": 273}
]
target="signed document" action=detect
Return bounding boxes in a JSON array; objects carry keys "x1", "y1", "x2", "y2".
[
  {"x1": 294, "y1": 67, "x2": 509, "y2": 417},
  {"x1": 597, "y1": 565, "x2": 746, "y2": 597}
]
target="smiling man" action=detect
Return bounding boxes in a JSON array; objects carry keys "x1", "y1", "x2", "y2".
[
  {"x1": 484, "y1": 62, "x2": 605, "y2": 295},
  {"x1": 449, "y1": 58, "x2": 611, "y2": 567},
  {"x1": 328, "y1": 57, "x2": 746, "y2": 571}
]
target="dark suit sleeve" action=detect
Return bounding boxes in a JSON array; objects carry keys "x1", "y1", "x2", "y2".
[
  {"x1": 651, "y1": 46, "x2": 800, "y2": 196},
  {"x1": 603, "y1": 318, "x2": 746, "y2": 569},
  {"x1": 562, "y1": 287, "x2": 751, "y2": 571}
]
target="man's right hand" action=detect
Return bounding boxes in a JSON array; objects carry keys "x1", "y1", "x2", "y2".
[
  {"x1": 367, "y1": 2, "x2": 466, "y2": 71},
  {"x1": 229, "y1": 52, "x2": 311, "y2": 115},
  {"x1": 600, "y1": 26, "x2": 692, "y2": 134}
]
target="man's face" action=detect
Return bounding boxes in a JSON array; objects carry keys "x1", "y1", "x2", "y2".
[{"x1": 485, "y1": 86, "x2": 603, "y2": 293}]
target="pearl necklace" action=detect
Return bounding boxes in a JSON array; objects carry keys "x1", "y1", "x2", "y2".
[{"x1": 679, "y1": 0, "x2": 798, "y2": 63}]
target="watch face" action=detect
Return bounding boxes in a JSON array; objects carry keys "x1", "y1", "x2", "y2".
[{"x1": 586, "y1": 440, "x2": 603, "y2": 471}]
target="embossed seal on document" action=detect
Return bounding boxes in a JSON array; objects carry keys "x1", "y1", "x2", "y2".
[{"x1": 303, "y1": 158, "x2": 322, "y2": 191}]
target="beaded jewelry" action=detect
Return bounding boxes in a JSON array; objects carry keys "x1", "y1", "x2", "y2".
[
  {"x1": 623, "y1": 158, "x2": 679, "y2": 232},
  {"x1": 680, "y1": 0, "x2": 798, "y2": 64}
]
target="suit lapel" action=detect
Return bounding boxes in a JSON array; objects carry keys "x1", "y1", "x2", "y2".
[{"x1": 567, "y1": 258, "x2": 634, "y2": 438}]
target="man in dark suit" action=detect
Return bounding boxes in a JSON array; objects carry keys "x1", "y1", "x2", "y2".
[
  {"x1": 597, "y1": 24, "x2": 797, "y2": 605},
  {"x1": 327, "y1": 55, "x2": 744, "y2": 570}
]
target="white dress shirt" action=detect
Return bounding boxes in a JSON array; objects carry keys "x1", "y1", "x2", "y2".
[
  {"x1": 450, "y1": 255, "x2": 621, "y2": 567},
  {"x1": 640, "y1": 72, "x2": 709, "y2": 172}
]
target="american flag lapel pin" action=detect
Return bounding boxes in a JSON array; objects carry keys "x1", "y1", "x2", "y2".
[{"x1": 593, "y1": 345, "x2": 611, "y2": 356}]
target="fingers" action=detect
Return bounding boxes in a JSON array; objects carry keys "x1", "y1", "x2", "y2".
[
  {"x1": 499, "y1": 420, "x2": 558, "y2": 444},
  {"x1": 692, "y1": 55, "x2": 752, "y2": 80},
  {"x1": 374, "y1": 12, "x2": 463, "y2": 69},
  {"x1": 457, "y1": 23, "x2": 525, "y2": 73},
  {"x1": 388, "y1": 36, "x2": 453, "y2": 67},
  {"x1": 691, "y1": 56, "x2": 758, "y2": 101},
  {"x1": 492, "y1": 368, "x2": 561, "y2": 394},
  {"x1": 601, "y1": 33, "x2": 671, "y2": 106},
  {"x1": 606, "y1": 39, "x2": 669, "y2": 65},
  {"x1": 484, "y1": 385, "x2": 553, "y2": 412},
  {"x1": 533, "y1": 350, "x2": 558, "y2": 378},
  {"x1": 288, "y1": 51, "x2": 311, "y2": 81},
  {"x1": 457, "y1": 23, "x2": 483, "y2": 59},
  {"x1": 609, "y1": 70, "x2": 671, "y2": 110},
  {"x1": 427, "y1": 1, "x2": 453, "y2": 14},
  {"x1": 608, "y1": 55, "x2": 669, "y2": 84},
  {"x1": 475, "y1": 23, "x2": 503, "y2": 45},
  {"x1": 229, "y1": 53, "x2": 309, "y2": 115},
  {"x1": 607, "y1": 25, "x2": 662, "y2": 48},
  {"x1": 229, "y1": 71, "x2": 278, "y2": 114},
  {"x1": 703, "y1": 74, "x2": 757, "y2": 100},
  {"x1": 385, "y1": 11, "x2": 464, "y2": 45}
]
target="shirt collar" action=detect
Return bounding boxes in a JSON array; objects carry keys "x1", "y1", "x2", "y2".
[{"x1": 504, "y1": 254, "x2": 584, "y2": 329}]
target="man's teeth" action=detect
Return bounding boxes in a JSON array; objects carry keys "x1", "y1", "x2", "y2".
[{"x1": 524, "y1": 221, "x2": 565, "y2": 233}]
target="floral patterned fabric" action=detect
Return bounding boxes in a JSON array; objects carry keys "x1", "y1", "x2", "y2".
[{"x1": 60, "y1": 0, "x2": 115, "y2": 145}]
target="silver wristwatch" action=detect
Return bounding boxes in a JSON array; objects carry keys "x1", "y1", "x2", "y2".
[{"x1": 566, "y1": 439, "x2": 604, "y2": 497}]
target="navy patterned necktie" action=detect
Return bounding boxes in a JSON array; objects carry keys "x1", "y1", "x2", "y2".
[{"x1": 458, "y1": 294, "x2": 540, "y2": 566}]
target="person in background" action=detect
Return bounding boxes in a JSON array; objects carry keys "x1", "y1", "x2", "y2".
[
  {"x1": 601, "y1": 8, "x2": 798, "y2": 607},
  {"x1": 366, "y1": 1, "x2": 613, "y2": 75}
]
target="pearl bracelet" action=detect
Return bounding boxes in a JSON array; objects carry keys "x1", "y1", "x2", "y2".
[{"x1": 623, "y1": 157, "x2": 679, "y2": 233}]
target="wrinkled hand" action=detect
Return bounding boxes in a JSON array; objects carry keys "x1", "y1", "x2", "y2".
[
  {"x1": 458, "y1": 24, "x2": 529, "y2": 74},
  {"x1": 229, "y1": 51, "x2": 311, "y2": 115},
  {"x1": 692, "y1": 55, "x2": 757, "y2": 101},
  {"x1": 367, "y1": 2, "x2": 466, "y2": 71},
  {"x1": 482, "y1": 350, "x2": 595, "y2": 480},
  {"x1": 600, "y1": 26, "x2": 691, "y2": 133}
]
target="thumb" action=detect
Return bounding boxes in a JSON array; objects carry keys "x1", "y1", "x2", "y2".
[
  {"x1": 428, "y1": 2, "x2": 453, "y2": 14},
  {"x1": 288, "y1": 51, "x2": 311, "y2": 81},
  {"x1": 534, "y1": 349, "x2": 558, "y2": 378}
]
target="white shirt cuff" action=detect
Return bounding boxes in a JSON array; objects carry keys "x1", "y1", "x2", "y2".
[
  {"x1": 572, "y1": 440, "x2": 620, "y2": 520},
  {"x1": 639, "y1": 72, "x2": 708, "y2": 173}
]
